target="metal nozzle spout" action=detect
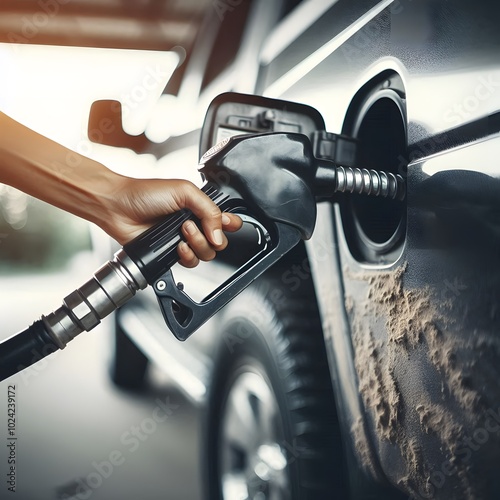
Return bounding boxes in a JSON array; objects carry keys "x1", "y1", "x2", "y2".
[{"x1": 315, "y1": 161, "x2": 406, "y2": 201}]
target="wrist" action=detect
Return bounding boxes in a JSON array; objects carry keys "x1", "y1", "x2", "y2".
[{"x1": 76, "y1": 163, "x2": 128, "y2": 234}]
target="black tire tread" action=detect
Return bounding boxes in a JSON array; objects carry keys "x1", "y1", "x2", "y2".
[{"x1": 207, "y1": 249, "x2": 348, "y2": 499}]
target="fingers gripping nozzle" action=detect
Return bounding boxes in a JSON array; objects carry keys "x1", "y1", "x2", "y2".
[{"x1": 40, "y1": 184, "x2": 229, "y2": 349}]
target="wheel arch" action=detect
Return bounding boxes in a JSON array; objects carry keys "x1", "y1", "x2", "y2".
[{"x1": 201, "y1": 241, "x2": 349, "y2": 499}]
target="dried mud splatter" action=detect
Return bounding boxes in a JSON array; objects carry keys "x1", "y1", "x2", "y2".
[
  {"x1": 397, "y1": 437, "x2": 426, "y2": 499},
  {"x1": 352, "y1": 321, "x2": 400, "y2": 443},
  {"x1": 346, "y1": 264, "x2": 495, "y2": 499},
  {"x1": 365, "y1": 265, "x2": 483, "y2": 417},
  {"x1": 415, "y1": 401, "x2": 477, "y2": 500}
]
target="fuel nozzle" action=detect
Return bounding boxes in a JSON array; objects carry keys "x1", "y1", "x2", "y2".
[
  {"x1": 201, "y1": 132, "x2": 406, "y2": 209},
  {"x1": 0, "y1": 131, "x2": 406, "y2": 382}
]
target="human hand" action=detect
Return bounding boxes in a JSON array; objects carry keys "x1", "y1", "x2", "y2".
[
  {"x1": 0, "y1": 112, "x2": 239, "y2": 267},
  {"x1": 102, "y1": 177, "x2": 242, "y2": 268}
]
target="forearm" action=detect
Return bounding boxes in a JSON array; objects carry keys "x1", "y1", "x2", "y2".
[
  {"x1": 0, "y1": 112, "x2": 241, "y2": 253},
  {"x1": 0, "y1": 111, "x2": 122, "y2": 229}
]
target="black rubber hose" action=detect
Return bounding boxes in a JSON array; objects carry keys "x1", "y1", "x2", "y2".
[{"x1": 0, "y1": 320, "x2": 60, "y2": 381}]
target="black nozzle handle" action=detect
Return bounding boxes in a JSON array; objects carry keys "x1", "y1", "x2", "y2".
[
  {"x1": 155, "y1": 220, "x2": 302, "y2": 341},
  {"x1": 0, "y1": 320, "x2": 59, "y2": 382},
  {"x1": 123, "y1": 184, "x2": 229, "y2": 285}
]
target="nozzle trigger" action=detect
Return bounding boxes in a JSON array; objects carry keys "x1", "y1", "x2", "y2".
[{"x1": 153, "y1": 220, "x2": 301, "y2": 341}]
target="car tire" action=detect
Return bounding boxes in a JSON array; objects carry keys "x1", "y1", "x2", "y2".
[
  {"x1": 204, "y1": 250, "x2": 348, "y2": 499},
  {"x1": 110, "y1": 313, "x2": 149, "y2": 391}
]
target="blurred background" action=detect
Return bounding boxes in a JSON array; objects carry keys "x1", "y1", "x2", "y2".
[{"x1": 0, "y1": 1, "x2": 217, "y2": 499}]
